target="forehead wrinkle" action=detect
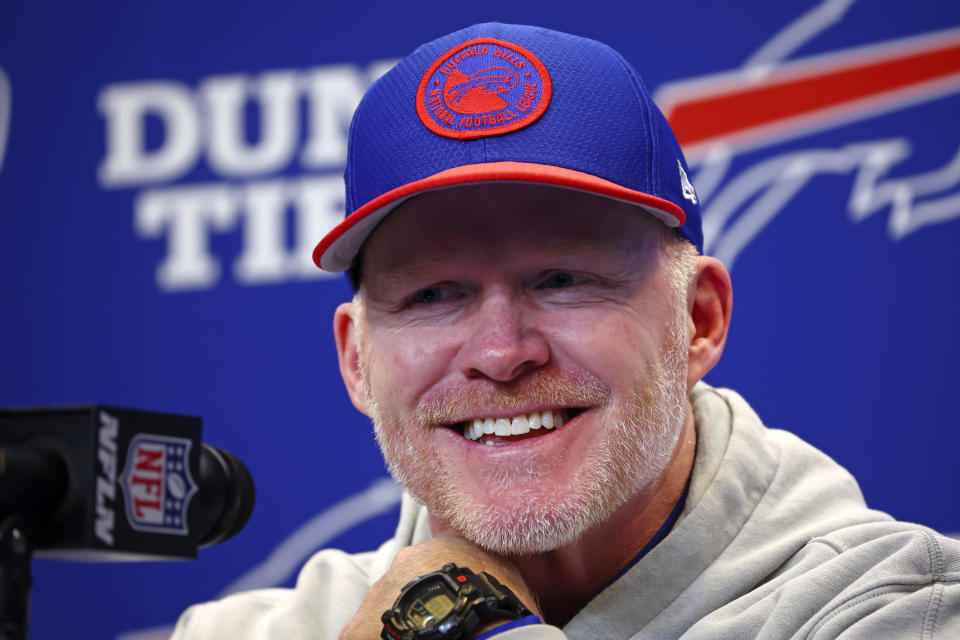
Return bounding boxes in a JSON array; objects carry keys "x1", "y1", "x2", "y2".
[
  {"x1": 363, "y1": 186, "x2": 667, "y2": 293},
  {"x1": 378, "y1": 236, "x2": 634, "y2": 280}
]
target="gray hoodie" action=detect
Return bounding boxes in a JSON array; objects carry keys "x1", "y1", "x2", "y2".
[{"x1": 172, "y1": 384, "x2": 960, "y2": 638}]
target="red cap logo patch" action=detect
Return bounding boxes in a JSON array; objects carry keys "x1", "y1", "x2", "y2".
[{"x1": 416, "y1": 38, "x2": 552, "y2": 140}]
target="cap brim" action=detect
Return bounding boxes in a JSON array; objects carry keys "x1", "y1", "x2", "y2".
[{"x1": 313, "y1": 161, "x2": 686, "y2": 272}]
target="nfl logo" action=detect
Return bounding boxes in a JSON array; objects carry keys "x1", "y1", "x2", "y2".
[{"x1": 120, "y1": 434, "x2": 197, "y2": 536}]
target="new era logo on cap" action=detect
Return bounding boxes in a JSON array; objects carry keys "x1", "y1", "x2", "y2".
[{"x1": 678, "y1": 161, "x2": 698, "y2": 205}]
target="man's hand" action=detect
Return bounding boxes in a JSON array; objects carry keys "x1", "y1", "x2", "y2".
[{"x1": 339, "y1": 530, "x2": 539, "y2": 639}]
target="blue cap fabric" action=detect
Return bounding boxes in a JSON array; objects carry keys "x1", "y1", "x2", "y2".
[{"x1": 314, "y1": 23, "x2": 702, "y2": 271}]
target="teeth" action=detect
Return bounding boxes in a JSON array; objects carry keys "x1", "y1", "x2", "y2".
[
  {"x1": 511, "y1": 416, "x2": 530, "y2": 435},
  {"x1": 461, "y1": 410, "x2": 568, "y2": 441},
  {"x1": 541, "y1": 411, "x2": 554, "y2": 429}
]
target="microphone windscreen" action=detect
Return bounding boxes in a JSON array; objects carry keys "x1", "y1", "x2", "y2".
[{"x1": 195, "y1": 444, "x2": 256, "y2": 547}]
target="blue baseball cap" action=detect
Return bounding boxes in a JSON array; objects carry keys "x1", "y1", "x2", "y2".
[{"x1": 313, "y1": 23, "x2": 702, "y2": 272}]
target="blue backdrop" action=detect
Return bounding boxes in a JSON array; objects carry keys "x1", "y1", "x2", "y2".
[{"x1": 1, "y1": 1, "x2": 958, "y2": 638}]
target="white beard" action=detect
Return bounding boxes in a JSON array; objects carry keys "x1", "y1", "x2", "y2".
[{"x1": 361, "y1": 302, "x2": 690, "y2": 555}]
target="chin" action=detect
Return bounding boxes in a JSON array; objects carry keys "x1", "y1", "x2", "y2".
[
  {"x1": 435, "y1": 490, "x2": 601, "y2": 555},
  {"x1": 421, "y1": 447, "x2": 665, "y2": 556}
]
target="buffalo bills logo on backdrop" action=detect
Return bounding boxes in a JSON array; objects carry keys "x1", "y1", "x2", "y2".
[
  {"x1": 655, "y1": 17, "x2": 960, "y2": 270},
  {"x1": 416, "y1": 38, "x2": 551, "y2": 139},
  {"x1": 120, "y1": 434, "x2": 197, "y2": 536}
]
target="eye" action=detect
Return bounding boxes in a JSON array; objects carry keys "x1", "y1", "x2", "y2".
[
  {"x1": 539, "y1": 272, "x2": 581, "y2": 289},
  {"x1": 409, "y1": 286, "x2": 453, "y2": 305}
]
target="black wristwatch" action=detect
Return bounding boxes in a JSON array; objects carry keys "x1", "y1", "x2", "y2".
[{"x1": 381, "y1": 563, "x2": 533, "y2": 640}]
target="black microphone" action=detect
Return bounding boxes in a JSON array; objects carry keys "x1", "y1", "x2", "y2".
[{"x1": 0, "y1": 405, "x2": 255, "y2": 560}]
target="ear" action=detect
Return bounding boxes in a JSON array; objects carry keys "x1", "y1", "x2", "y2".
[
  {"x1": 686, "y1": 257, "x2": 733, "y2": 390},
  {"x1": 334, "y1": 301, "x2": 371, "y2": 415}
]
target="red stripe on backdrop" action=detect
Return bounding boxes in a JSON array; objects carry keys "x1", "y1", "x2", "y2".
[{"x1": 664, "y1": 36, "x2": 960, "y2": 149}]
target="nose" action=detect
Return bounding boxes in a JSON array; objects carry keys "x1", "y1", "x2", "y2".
[{"x1": 457, "y1": 291, "x2": 550, "y2": 382}]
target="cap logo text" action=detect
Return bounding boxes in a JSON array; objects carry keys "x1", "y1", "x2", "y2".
[{"x1": 416, "y1": 38, "x2": 551, "y2": 140}]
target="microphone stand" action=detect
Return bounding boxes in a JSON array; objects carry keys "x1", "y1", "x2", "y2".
[
  {"x1": 0, "y1": 447, "x2": 66, "y2": 640},
  {"x1": 0, "y1": 514, "x2": 34, "y2": 640}
]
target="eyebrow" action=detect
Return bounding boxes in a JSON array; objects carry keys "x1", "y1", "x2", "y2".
[
  {"x1": 366, "y1": 236, "x2": 653, "y2": 294},
  {"x1": 367, "y1": 256, "x2": 454, "y2": 296}
]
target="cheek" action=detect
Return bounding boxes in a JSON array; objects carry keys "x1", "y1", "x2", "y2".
[
  {"x1": 545, "y1": 309, "x2": 666, "y2": 389},
  {"x1": 367, "y1": 328, "x2": 461, "y2": 411}
]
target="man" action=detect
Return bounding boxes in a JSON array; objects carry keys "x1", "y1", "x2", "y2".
[{"x1": 173, "y1": 23, "x2": 960, "y2": 639}]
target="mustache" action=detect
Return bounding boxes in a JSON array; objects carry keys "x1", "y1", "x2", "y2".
[{"x1": 414, "y1": 368, "x2": 611, "y2": 425}]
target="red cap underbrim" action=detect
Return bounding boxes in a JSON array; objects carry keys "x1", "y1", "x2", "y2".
[{"x1": 313, "y1": 161, "x2": 686, "y2": 272}]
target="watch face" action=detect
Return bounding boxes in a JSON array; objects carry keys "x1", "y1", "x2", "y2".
[{"x1": 402, "y1": 577, "x2": 457, "y2": 627}]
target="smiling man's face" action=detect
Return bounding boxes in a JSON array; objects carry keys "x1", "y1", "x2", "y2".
[{"x1": 336, "y1": 183, "x2": 696, "y2": 554}]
